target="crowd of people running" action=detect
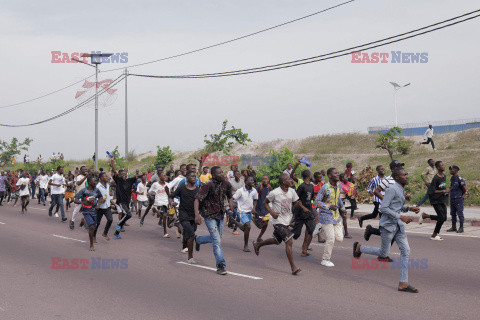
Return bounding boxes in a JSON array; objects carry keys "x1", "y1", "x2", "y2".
[{"x1": 0, "y1": 155, "x2": 467, "y2": 293}]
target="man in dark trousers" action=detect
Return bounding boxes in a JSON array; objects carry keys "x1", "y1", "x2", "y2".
[
  {"x1": 419, "y1": 161, "x2": 448, "y2": 240},
  {"x1": 446, "y1": 165, "x2": 466, "y2": 233},
  {"x1": 110, "y1": 158, "x2": 139, "y2": 239}
]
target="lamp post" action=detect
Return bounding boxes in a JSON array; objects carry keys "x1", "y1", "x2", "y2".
[
  {"x1": 74, "y1": 53, "x2": 112, "y2": 170},
  {"x1": 389, "y1": 82, "x2": 411, "y2": 127}
]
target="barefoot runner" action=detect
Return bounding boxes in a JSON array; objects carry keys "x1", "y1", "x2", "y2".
[
  {"x1": 74, "y1": 175, "x2": 104, "y2": 251},
  {"x1": 253, "y1": 173, "x2": 302, "y2": 275}
]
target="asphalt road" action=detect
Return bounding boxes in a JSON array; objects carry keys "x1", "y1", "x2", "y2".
[{"x1": 1, "y1": 201, "x2": 479, "y2": 320}]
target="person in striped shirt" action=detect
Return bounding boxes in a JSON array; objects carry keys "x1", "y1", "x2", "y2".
[
  {"x1": 364, "y1": 161, "x2": 407, "y2": 262},
  {"x1": 358, "y1": 165, "x2": 385, "y2": 228}
]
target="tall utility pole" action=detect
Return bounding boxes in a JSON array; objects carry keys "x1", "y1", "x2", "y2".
[
  {"x1": 125, "y1": 68, "x2": 128, "y2": 158},
  {"x1": 75, "y1": 52, "x2": 112, "y2": 170},
  {"x1": 389, "y1": 82, "x2": 411, "y2": 127}
]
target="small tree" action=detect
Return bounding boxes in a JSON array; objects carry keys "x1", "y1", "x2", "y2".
[
  {"x1": 194, "y1": 120, "x2": 251, "y2": 167},
  {"x1": 0, "y1": 137, "x2": 33, "y2": 167},
  {"x1": 375, "y1": 127, "x2": 411, "y2": 161},
  {"x1": 155, "y1": 146, "x2": 175, "y2": 168},
  {"x1": 255, "y1": 147, "x2": 294, "y2": 188}
]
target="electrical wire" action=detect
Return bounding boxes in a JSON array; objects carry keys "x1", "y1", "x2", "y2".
[
  {"x1": 0, "y1": 2, "x2": 354, "y2": 108},
  {"x1": 0, "y1": 73, "x2": 96, "y2": 109},
  {"x1": 0, "y1": 75, "x2": 125, "y2": 127},
  {"x1": 128, "y1": 10, "x2": 480, "y2": 79},
  {"x1": 101, "y1": 0, "x2": 355, "y2": 73}
]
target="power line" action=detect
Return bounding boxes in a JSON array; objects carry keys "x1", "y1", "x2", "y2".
[
  {"x1": 101, "y1": 0, "x2": 355, "y2": 73},
  {"x1": 0, "y1": 75, "x2": 125, "y2": 127},
  {"x1": 128, "y1": 9, "x2": 480, "y2": 79},
  {"x1": 0, "y1": 2, "x2": 353, "y2": 108},
  {"x1": 0, "y1": 73, "x2": 96, "y2": 109}
]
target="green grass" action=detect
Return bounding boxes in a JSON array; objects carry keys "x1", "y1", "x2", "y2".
[{"x1": 4, "y1": 128, "x2": 480, "y2": 205}]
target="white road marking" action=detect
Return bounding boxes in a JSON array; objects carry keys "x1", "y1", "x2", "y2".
[
  {"x1": 0, "y1": 222, "x2": 5, "y2": 225},
  {"x1": 176, "y1": 261, "x2": 263, "y2": 280},
  {"x1": 52, "y1": 234, "x2": 86, "y2": 243}
]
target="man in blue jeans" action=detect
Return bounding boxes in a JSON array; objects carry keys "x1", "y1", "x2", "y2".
[
  {"x1": 353, "y1": 167, "x2": 420, "y2": 293},
  {"x1": 194, "y1": 166, "x2": 234, "y2": 275}
]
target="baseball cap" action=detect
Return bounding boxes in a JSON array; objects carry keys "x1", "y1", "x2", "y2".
[
  {"x1": 389, "y1": 160, "x2": 405, "y2": 170},
  {"x1": 449, "y1": 165, "x2": 460, "y2": 171}
]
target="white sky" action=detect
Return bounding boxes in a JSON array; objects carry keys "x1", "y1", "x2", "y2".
[{"x1": 1, "y1": 0, "x2": 479, "y2": 160}]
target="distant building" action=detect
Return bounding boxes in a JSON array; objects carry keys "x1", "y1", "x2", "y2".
[{"x1": 368, "y1": 118, "x2": 480, "y2": 136}]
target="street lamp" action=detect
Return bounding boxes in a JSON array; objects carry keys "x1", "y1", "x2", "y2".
[
  {"x1": 73, "y1": 53, "x2": 112, "y2": 170},
  {"x1": 389, "y1": 82, "x2": 410, "y2": 127}
]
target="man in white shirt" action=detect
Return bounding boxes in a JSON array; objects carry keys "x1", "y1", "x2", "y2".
[
  {"x1": 226, "y1": 164, "x2": 237, "y2": 182},
  {"x1": 48, "y1": 166, "x2": 67, "y2": 222},
  {"x1": 16, "y1": 171, "x2": 30, "y2": 213},
  {"x1": 144, "y1": 172, "x2": 170, "y2": 237},
  {"x1": 253, "y1": 173, "x2": 302, "y2": 275},
  {"x1": 36, "y1": 170, "x2": 49, "y2": 206},
  {"x1": 420, "y1": 124, "x2": 435, "y2": 150},
  {"x1": 136, "y1": 174, "x2": 149, "y2": 218},
  {"x1": 228, "y1": 176, "x2": 258, "y2": 252}
]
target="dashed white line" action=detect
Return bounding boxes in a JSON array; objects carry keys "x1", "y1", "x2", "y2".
[
  {"x1": 52, "y1": 234, "x2": 86, "y2": 243},
  {"x1": 0, "y1": 222, "x2": 5, "y2": 225},
  {"x1": 176, "y1": 261, "x2": 263, "y2": 280}
]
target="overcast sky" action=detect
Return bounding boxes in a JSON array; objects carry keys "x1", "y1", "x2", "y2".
[{"x1": 1, "y1": 0, "x2": 479, "y2": 160}]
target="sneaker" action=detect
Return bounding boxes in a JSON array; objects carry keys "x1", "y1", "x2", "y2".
[
  {"x1": 140, "y1": 220, "x2": 144, "y2": 227},
  {"x1": 120, "y1": 227, "x2": 125, "y2": 232},
  {"x1": 61, "y1": 218, "x2": 68, "y2": 222},
  {"x1": 378, "y1": 256, "x2": 393, "y2": 262},
  {"x1": 187, "y1": 258, "x2": 197, "y2": 265},
  {"x1": 216, "y1": 265, "x2": 227, "y2": 275},
  {"x1": 321, "y1": 260, "x2": 335, "y2": 267},
  {"x1": 194, "y1": 236, "x2": 200, "y2": 252},
  {"x1": 312, "y1": 223, "x2": 322, "y2": 238},
  {"x1": 430, "y1": 235, "x2": 444, "y2": 241},
  {"x1": 446, "y1": 226, "x2": 457, "y2": 232},
  {"x1": 69, "y1": 220, "x2": 75, "y2": 230},
  {"x1": 114, "y1": 233, "x2": 121, "y2": 239},
  {"x1": 163, "y1": 234, "x2": 170, "y2": 238},
  {"x1": 353, "y1": 242, "x2": 361, "y2": 258},
  {"x1": 181, "y1": 247, "x2": 188, "y2": 254},
  {"x1": 364, "y1": 225, "x2": 373, "y2": 241},
  {"x1": 457, "y1": 227, "x2": 464, "y2": 233},
  {"x1": 116, "y1": 225, "x2": 122, "y2": 232},
  {"x1": 54, "y1": 213, "x2": 59, "y2": 218}
]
